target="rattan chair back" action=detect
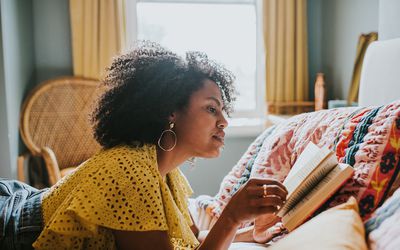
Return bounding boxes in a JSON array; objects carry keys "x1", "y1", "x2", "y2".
[{"x1": 20, "y1": 77, "x2": 104, "y2": 171}]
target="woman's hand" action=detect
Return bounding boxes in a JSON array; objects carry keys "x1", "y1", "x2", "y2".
[
  {"x1": 253, "y1": 214, "x2": 283, "y2": 243},
  {"x1": 198, "y1": 179, "x2": 287, "y2": 250},
  {"x1": 222, "y1": 178, "x2": 288, "y2": 226}
]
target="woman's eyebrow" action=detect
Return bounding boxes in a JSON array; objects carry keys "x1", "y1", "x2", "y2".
[{"x1": 206, "y1": 96, "x2": 223, "y2": 107}]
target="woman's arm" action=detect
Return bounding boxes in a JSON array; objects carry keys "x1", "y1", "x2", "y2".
[
  {"x1": 190, "y1": 207, "x2": 254, "y2": 243},
  {"x1": 233, "y1": 225, "x2": 255, "y2": 242},
  {"x1": 113, "y1": 230, "x2": 173, "y2": 250},
  {"x1": 197, "y1": 209, "x2": 240, "y2": 249},
  {"x1": 197, "y1": 226, "x2": 254, "y2": 243}
]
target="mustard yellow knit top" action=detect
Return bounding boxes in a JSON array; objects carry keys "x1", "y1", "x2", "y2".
[{"x1": 33, "y1": 144, "x2": 199, "y2": 249}]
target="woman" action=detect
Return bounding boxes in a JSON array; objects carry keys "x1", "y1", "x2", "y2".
[{"x1": 2, "y1": 42, "x2": 287, "y2": 250}]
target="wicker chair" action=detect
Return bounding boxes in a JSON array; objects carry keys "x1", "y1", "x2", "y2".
[{"x1": 18, "y1": 77, "x2": 104, "y2": 186}]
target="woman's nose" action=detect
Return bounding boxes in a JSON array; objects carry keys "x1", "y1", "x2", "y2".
[{"x1": 217, "y1": 115, "x2": 228, "y2": 129}]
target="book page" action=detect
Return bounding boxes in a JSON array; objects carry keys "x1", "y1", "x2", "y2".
[
  {"x1": 283, "y1": 142, "x2": 332, "y2": 196},
  {"x1": 284, "y1": 142, "x2": 321, "y2": 181},
  {"x1": 279, "y1": 153, "x2": 338, "y2": 215},
  {"x1": 281, "y1": 163, "x2": 354, "y2": 231},
  {"x1": 277, "y1": 143, "x2": 334, "y2": 218}
]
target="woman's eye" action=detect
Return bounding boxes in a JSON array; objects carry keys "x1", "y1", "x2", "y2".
[{"x1": 208, "y1": 106, "x2": 217, "y2": 114}]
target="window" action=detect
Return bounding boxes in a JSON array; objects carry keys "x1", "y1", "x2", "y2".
[{"x1": 126, "y1": 0, "x2": 265, "y2": 135}]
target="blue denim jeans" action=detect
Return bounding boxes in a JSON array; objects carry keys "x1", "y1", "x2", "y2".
[{"x1": 0, "y1": 178, "x2": 47, "y2": 250}]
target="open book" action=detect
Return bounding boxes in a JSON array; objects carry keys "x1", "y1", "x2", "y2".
[{"x1": 276, "y1": 142, "x2": 354, "y2": 232}]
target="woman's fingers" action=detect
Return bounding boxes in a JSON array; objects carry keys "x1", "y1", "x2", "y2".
[
  {"x1": 248, "y1": 178, "x2": 288, "y2": 197},
  {"x1": 253, "y1": 195, "x2": 285, "y2": 208},
  {"x1": 249, "y1": 178, "x2": 287, "y2": 192},
  {"x1": 225, "y1": 177, "x2": 288, "y2": 224},
  {"x1": 244, "y1": 178, "x2": 287, "y2": 215},
  {"x1": 247, "y1": 185, "x2": 288, "y2": 200},
  {"x1": 256, "y1": 206, "x2": 279, "y2": 215}
]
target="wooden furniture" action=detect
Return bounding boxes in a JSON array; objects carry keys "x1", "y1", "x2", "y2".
[
  {"x1": 18, "y1": 77, "x2": 104, "y2": 186},
  {"x1": 267, "y1": 101, "x2": 317, "y2": 114},
  {"x1": 267, "y1": 73, "x2": 327, "y2": 114}
]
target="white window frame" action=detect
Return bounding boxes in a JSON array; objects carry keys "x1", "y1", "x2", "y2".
[{"x1": 125, "y1": 0, "x2": 266, "y2": 137}]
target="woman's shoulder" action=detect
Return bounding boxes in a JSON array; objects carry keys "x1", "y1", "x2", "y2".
[
  {"x1": 43, "y1": 144, "x2": 158, "y2": 205},
  {"x1": 76, "y1": 143, "x2": 159, "y2": 182},
  {"x1": 41, "y1": 143, "x2": 161, "y2": 221},
  {"x1": 90, "y1": 143, "x2": 157, "y2": 165}
]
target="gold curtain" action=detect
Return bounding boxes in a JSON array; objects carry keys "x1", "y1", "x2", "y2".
[
  {"x1": 347, "y1": 32, "x2": 378, "y2": 104},
  {"x1": 69, "y1": 0, "x2": 126, "y2": 79},
  {"x1": 263, "y1": 0, "x2": 309, "y2": 114}
]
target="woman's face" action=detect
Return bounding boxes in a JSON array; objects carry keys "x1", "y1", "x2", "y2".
[{"x1": 173, "y1": 79, "x2": 228, "y2": 158}]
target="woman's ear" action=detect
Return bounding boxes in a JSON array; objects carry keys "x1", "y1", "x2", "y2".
[{"x1": 168, "y1": 112, "x2": 177, "y2": 123}]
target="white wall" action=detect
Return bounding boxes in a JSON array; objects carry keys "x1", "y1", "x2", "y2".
[{"x1": 379, "y1": 0, "x2": 400, "y2": 40}]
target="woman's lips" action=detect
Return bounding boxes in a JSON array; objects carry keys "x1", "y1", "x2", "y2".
[{"x1": 212, "y1": 133, "x2": 225, "y2": 144}]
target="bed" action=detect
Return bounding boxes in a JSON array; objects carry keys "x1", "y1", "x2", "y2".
[{"x1": 190, "y1": 37, "x2": 400, "y2": 250}]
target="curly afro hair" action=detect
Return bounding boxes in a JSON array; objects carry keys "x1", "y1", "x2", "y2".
[{"x1": 91, "y1": 41, "x2": 236, "y2": 149}]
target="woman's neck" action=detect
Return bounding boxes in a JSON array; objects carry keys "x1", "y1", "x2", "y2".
[{"x1": 156, "y1": 146, "x2": 189, "y2": 177}]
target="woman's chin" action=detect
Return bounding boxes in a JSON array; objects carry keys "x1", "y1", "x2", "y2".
[{"x1": 200, "y1": 148, "x2": 222, "y2": 158}]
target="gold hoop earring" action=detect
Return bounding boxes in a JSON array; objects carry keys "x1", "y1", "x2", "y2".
[{"x1": 157, "y1": 122, "x2": 177, "y2": 151}]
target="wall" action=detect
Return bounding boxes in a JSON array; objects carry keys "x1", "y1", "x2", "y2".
[
  {"x1": 0, "y1": 0, "x2": 35, "y2": 178},
  {"x1": 0, "y1": 0, "x2": 71, "y2": 178},
  {"x1": 33, "y1": 0, "x2": 72, "y2": 82},
  {"x1": 307, "y1": 0, "x2": 323, "y2": 100},
  {"x1": 181, "y1": 137, "x2": 255, "y2": 196},
  {"x1": 379, "y1": 0, "x2": 400, "y2": 40},
  {"x1": 0, "y1": 2, "x2": 10, "y2": 177},
  {"x1": 308, "y1": 0, "x2": 379, "y2": 100}
]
